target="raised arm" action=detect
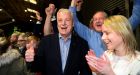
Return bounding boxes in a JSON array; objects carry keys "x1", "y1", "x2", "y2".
[
  {"x1": 43, "y1": 4, "x2": 55, "y2": 36},
  {"x1": 129, "y1": 0, "x2": 140, "y2": 30},
  {"x1": 69, "y1": 0, "x2": 94, "y2": 41}
]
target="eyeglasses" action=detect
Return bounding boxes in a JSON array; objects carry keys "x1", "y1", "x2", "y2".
[{"x1": 18, "y1": 40, "x2": 26, "y2": 42}]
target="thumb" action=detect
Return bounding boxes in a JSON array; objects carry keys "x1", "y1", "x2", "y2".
[{"x1": 88, "y1": 49, "x2": 96, "y2": 56}]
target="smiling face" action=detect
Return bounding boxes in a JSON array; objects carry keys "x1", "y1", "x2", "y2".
[
  {"x1": 92, "y1": 12, "x2": 107, "y2": 32},
  {"x1": 101, "y1": 25, "x2": 124, "y2": 51},
  {"x1": 57, "y1": 9, "x2": 73, "y2": 38},
  {"x1": 102, "y1": 15, "x2": 137, "y2": 56}
]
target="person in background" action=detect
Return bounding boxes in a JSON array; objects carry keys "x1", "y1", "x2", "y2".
[
  {"x1": 26, "y1": 36, "x2": 39, "y2": 51},
  {"x1": 70, "y1": 0, "x2": 107, "y2": 57},
  {"x1": 0, "y1": 29, "x2": 5, "y2": 37},
  {"x1": 17, "y1": 32, "x2": 28, "y2": 58},
  {"x1": 69, "y1": 0, "x2": 140, "y2": 57},
  {"x1": 10, "y1": 32, "x2": 20, "y2": 44},
  {"x1": 0, "y1": 36, "x2": 28, "y2": 75},
  {"x1": 86, "y1": 15, "x2": 140, "y2": 75},
  {"x1": 9, "y1": 31, "x2": 21, "y2": 48},
  {"x1": 25, "y1": 8, "x2": 92, "y2": 75},
  {"x1": 33, "y1": 11, "x2": 43, "y2": 38},
  {"x1": 26, "y1": 35, "x2": 40, "y2": 75}
]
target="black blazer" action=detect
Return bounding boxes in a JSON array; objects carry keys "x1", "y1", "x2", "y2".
[{"x1": 33, "y1": 33, "x2": 92, "y2": 75}]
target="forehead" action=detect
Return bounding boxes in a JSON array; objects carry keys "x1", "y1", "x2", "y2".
[
  {"x1": 18, "y1": 35, "x2": 26, "y2": 40},
  {"x1": 93, "y1": 12, "x2": 106, "y2": 18},
  {"x1": 57, "y1": 11, "x2": 72, "y2": 18},
  {"x1": 11, "y1": 34, "x2": 17, "y2": 37}
]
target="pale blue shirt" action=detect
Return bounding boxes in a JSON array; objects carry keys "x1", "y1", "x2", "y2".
[{"x1": 59, "y1": 34, "x2": 71, "y2": 72}]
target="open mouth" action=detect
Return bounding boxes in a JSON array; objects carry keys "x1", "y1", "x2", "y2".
[
  {"x1": 61, "y1": 27, "x2": 67, "y2": 29},
  {"x1": 97, "y1": 25, "x2": 102, "y2": 27},
  {"x1": 96, "y1": 22, "x2": 102, "y2": 27}
]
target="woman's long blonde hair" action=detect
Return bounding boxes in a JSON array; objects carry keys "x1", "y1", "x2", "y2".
[{"x1": 103, "y1": 15, "x2": 137, "y2": 57}]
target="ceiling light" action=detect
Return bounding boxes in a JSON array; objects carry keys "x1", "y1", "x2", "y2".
[
  {"x1": 12, "y1": 19, "x2": 15, "y2": 22},
  {"x1": 30, "y1": 15, "x2": 35, "y2": 18},
  {"x1": 30, "y1": 0, "x2": 37, "y2": 4},
  {"x1": 24, "y1": 0, "x2": 37, "y2": 4},
  {"x1": 0, "y1": 9, "x2": 2, "y2": 11},
  {"x1": 24, "y1": 10, "x2": 27, "y2": 12},
  {"x1": 27, "y1": 8, "x2": 37, "y2": 13}
]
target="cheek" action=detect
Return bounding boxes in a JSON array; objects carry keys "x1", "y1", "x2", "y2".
[
  {"x1": 66, "y1": 21, "x2": 72, "y2": 25},
  {"x1": 93, "y1": 22, "x2": 95, "y2": 27},
  {"x1": 101, "y1": 20, "x2": 104, "y2": 23},
  {"x1": 57, "y1": 23, "x2": 61, "y2": 27},
  {"x1": 109, "y1": 33, "x2": 122, "y2": 45},
  {"x1": 26, "y1": 44, "x2": 30, "y2": 49},
  {"x1": 108, "y1": 34, "x2": 116, "y2": 42},
  {"x1": 57, "y1": 21, "x2": 62, "y2": 26},
  {"x1": 67, "y1": 25, "x2": 73, "y2": 31},
  {"x1": 57, "y1": 25, "x2": 61, "y2": 30},
  {"x1": 33, "y1": 43, "x2": 37, "y2": 48}
]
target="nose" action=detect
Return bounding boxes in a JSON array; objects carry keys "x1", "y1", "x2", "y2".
[
  {"x1": 101, "y1": 33, "x2": 107, "y2": 41},
  {"x1": 62, "y1": 20, "x2": 66, "y2": 26}
]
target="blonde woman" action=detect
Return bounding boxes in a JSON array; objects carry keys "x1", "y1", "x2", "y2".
[{"x1": 86, "y1": 15, "x2": 140, "y2": 75}]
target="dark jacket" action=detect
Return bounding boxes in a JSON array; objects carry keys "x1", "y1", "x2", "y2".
[
  {"x1": 0, "y1": 49, "x2": 28, "y2": 75},
  {"x1": 32, "y1": 33, "x2": 92, "y2": 75}
]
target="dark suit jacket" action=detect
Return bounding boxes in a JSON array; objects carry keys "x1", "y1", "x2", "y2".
[{"x1": 33, "y1": 32, "x2": 92, "y2": 75}]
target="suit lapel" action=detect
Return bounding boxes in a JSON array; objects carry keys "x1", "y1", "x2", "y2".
[{"x1": 53, "y1": 34, "x2": 63, "y2": 74}]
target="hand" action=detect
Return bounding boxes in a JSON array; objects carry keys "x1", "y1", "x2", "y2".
[
  {"x1": 25, "y1": 46, "x2": 35, "y2": 62},
  {"x1": 87, "y1": 49, "x2": 96, "y2": 56},
  {"x1": 86, "y1": 52, "x2": 115, "y2": 75},
  {"x1": 76, "y1": 0, "x2": 83, "y2": 11},
  {"x1": 45, "y1": 4, "x2": 55, "y2": 16},
  {"x1": 71, "y1": 0, "x2": 77, "y2": 7}
]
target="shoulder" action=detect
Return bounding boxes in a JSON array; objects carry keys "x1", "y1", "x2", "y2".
[
  {"x1": 0, "y1": 49, "x2": 21, "y2": 67},
  {"x1": 0, "y1": 49, "x2": 26, "y2": 74},
  {"x1": 42, "y1": 34, "x2": 57, "y2": 39},
  {"x1": 135, "y1": 51, "x2": 140, "y2": 60},
  {"x1": 40, "y1": 34, "x2": 58, "y2": 42},
  {"x1": 102, "y1": 50, "x2": 114, "y2": 60},
  {"x1": 129, "y1": 51, "x2": 140, "y2": 75}
]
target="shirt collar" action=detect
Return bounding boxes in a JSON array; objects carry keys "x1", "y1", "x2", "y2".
[{"x1": 59, "y1": 33, "x2": 72, "y2": 41}]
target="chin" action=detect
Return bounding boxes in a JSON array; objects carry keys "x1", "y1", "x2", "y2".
[
  {"x1": 96, "y1": 29, "x2": 102, "y2": 32},
  {"x1": 107, "y1": 47, "x2": 114, "y2": 50}
]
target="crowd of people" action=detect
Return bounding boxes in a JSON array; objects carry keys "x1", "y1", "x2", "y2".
[
  {"x1": 0, "y1": 31, "x2": 39, "y2": 75},
  {"x1": 0, "y1": 0, "x2": 140, "y2": 75}
]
